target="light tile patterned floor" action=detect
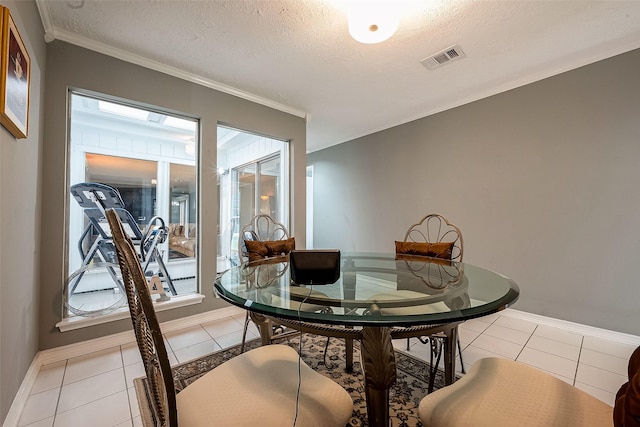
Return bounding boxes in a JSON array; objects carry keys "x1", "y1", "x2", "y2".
[{"x1": 18, "y1": 312, "x2": 637, "y2": 426}]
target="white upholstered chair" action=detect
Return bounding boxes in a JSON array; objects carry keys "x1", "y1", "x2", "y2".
[
  {"x1": 106, "y1": 209, "x2": 353, "y2": 427},
  {"x1": 419, "y1": 355, "x2": 627, "y2": 426}
]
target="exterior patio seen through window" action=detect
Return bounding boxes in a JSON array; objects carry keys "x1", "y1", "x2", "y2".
[{"x1": 65, "y1": 92, "x2": 198, "y2": 317}]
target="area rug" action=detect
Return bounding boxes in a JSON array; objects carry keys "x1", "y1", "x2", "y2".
[{"x1": 134, "y1": 334, "x2": 448, "y2": 426}]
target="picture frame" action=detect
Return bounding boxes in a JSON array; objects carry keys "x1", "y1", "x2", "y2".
[{"x1": 0, "y1": 7, "x2": 30, "y2": 139}]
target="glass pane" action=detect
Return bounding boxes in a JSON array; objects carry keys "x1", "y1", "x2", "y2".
[
  {"x1": 259, "y1": 157, "x2": 279, "y2": 218},
  {"x1": 85, "y1": 153, "x2": 158, "y2": 228},
  {"x1": 169, "y1": 163, "x2": 197, "y2": 261},
  {"x1": 237, "y1": 164, "x2": 256, "y2": 231}
]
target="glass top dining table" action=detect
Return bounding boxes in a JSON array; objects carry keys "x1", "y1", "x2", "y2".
[
  {"x1": 214, "y1": 252, "x2": 519, "y2": 427},
  {"x1": 215, "y1": 252, "x2": 519, "y2": 326}
]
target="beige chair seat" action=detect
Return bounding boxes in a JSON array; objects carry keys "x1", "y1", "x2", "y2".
[
  {"x1": 177, "y1": 344, "x2": 353, "y2": 427},
  {"x1": 252, "y1": 288, "x2": 331, "y2": 312},
  {"x1": 105, "y1": 209, "x2": 352, "y2": 427},
  {"x1": 369, "y1": 290, "x2": 449, "y2": 316},
  {"x1": 419, "y1": 357, "x2": 613, "y2": 427},
  {"x1": 285, "y1": 287, "x2": 333, "y2": 312}
]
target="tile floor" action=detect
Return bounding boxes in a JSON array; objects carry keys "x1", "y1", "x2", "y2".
[{"x1": 18, "y1": 311, "x2": 637, "y2": 426}]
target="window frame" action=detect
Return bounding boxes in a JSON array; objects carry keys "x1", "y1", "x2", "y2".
[{"x1": 62, "y1": 89, "x2": 201, "y2": 323}]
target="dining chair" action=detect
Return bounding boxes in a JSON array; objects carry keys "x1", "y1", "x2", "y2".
[
  {"x1": 395, "y1": 213, "x2": 466, "y2": 375},
  {"x1": 105, "y1": 208, "x2": 353, "y2": 427},
  {"x1": 237, "y1": 214, "x2": 295, "y2": 352},
  {"x1": 418, "y1": 346, "x2": 640, "y2": 426},
  {"x1": 236, "y1": 216, "x2": 346, "y2": 369},
  {"x1": 237, "y1": 214, "x2": 293, "y2": 264}
]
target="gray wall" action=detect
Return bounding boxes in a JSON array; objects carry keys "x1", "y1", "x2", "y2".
[
  {"x1": 40, "y1": 41, "x2": 306, "y2": 350},
  {"x1": 0, "y1": 1, "x2": 46, "y2": 422},
  {"x1": 309, "y1": 48, "x2": 640, "y2": 336}
]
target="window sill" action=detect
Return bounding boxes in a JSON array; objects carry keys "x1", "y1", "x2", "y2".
[{"x1": 56, "y1": 293, "x2": 205, "y2": 332}]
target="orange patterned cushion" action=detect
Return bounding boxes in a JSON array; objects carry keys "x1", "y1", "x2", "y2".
[
  {"x1": 245, "y1": 237, "x2": 295, "y2": 262},
  {"x1": 395, "y1": 241, "x2": 454, "y2": 260}
]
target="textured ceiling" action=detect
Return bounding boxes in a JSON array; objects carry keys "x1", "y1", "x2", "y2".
[{"x1": 37, "y1": 0, "x2": 640, "y2": 152}]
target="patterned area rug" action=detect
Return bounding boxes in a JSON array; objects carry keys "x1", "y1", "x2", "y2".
[{"x1": 134, "y1": 334, "x2": 448, "y2": 426}]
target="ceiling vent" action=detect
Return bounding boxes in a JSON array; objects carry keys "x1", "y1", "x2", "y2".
[{"x1": 420, "y1": 45, "x2": 465, "y2": 70}]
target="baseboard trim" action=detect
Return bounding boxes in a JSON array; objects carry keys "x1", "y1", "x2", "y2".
[
  {"x1": 2, "y1": 354, "x2": 43, "y2": 427},
  {"x1": 501, "y1": 308, "x2": 640, "y2": 346},
  {"x1": 3, "y1": 306, "x2": 244, "y2": 427}
]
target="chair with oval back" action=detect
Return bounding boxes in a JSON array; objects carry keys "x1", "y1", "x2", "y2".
[
  {"x1": 238, "y1": 214, "x2": 295, "y2": 352},
  {"x1": 401, "y1": 213, "x2": 463, "y2": 262},
  {"x1": 238, "y1": 214, "x2": 291, "y2": 264},
  {"x1": 395, "y1": 214, "x2": 467, "y2": 377},
  {"x1": 105, "y1": 208, "x2": 353, "y2": 427},
  {"x1": 236, "y1": 215, "x2": 339, "y2": 360}
]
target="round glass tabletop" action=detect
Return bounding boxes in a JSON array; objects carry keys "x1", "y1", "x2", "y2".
[{"x1": 215, "y1": 253, "x2": 519, "y2": 327}]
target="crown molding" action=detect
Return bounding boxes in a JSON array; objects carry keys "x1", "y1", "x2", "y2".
[
  {"x1": 34, "y1": 0, "x2": 306, "y2": 119},
  {"x1": 56, "y1": 28, "x2": 307, "y2": 118},
  {"x1": 35, "y1": 0, "x2": 56, "y2": 42}
]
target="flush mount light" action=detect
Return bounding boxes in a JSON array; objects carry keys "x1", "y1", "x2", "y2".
[{"x1": 347, "y1": 3, "x2": 399, "y2": 44}]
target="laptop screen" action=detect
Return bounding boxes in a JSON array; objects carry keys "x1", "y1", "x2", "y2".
[{"x1": 289, "y1": 250, "x2": 341, "y2": 285}]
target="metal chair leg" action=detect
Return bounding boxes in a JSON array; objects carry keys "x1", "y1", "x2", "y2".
[
  {"x1": 423, "y1": 332, "x2": 465, "y2": 391},
  {"x1": 240, "y1": 311, "x2": 251, "y2": 353},
  {"x1": 427, "y1": 338, "x2": 443, "y2": 393},
  {"x1": 457, "y1": 336, "x2": 466, "y2": 374}
]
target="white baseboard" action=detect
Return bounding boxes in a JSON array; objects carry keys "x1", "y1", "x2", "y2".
[
  {"x1": 2, "y1": 305, "x2": 244, "y2": 427},
  {"x1": 502, "y1": 308, "x2": 640, "y2": 346},
  {"x1": 2, "y1": 354, "x2": 43, "y2": 427}
]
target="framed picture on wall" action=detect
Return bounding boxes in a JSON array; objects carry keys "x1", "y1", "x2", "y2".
[{"x1": 0, "y1": 7, "x2": 30, "y2": 139}]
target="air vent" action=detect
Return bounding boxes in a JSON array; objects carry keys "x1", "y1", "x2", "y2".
[{"x1": 420, "y1": 45, "x2": 465, "y2": 70}]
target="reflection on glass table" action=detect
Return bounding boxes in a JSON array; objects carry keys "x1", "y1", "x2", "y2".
[{"x1": 215, "y1": 253, "x2": 519, "y2": 427}]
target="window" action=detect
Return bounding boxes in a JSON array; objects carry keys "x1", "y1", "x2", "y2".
[
  {"x1": 66, "y1": 92, "x2": 198, "y2": 317},
  {"x1": 216, "y1": 126, "x2": 289, "y2": 269}
]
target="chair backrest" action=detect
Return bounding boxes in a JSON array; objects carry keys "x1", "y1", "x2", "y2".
[
  {"x1": 105, "y1": 208, "x2": 177, "y2": 427},
  {"x1": 71, "y1": 182, "x2": 126, "y2": 210},
  {"x1": 71, "y1": 182, "x2": 146, "y2": 240},
  {"x1": 403, "y1": 213, "x2": 463, "y2": 262},
  {"x1": 238, "y1": 214, "x2": 290, "y2": 264}
]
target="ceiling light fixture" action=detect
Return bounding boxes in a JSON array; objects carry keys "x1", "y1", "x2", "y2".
[{"x1": 347, "y1": 2, "x2": 399, "y2": 44}]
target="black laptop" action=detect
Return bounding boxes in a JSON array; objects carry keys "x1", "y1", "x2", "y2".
[{"x1": 289, "y1": 250, "x2": 341, "y2": 285}]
